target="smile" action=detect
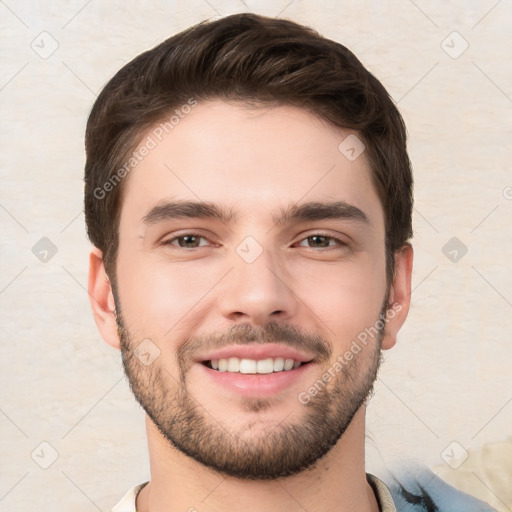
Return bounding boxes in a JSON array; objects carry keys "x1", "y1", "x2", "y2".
[{"x1": 204, "y1": 357, "x2": 310, "y2": 374}]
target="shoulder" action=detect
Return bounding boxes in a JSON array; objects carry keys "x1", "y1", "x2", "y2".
[{"x1": 378, "y1": 464, "x2": 498, "y2": 512}]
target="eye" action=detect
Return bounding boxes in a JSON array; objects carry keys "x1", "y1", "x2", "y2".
[
  {"x1": 161, "y1": 233, "x2": 346, "y2": 251},
  {"x1": 162, "y1": 233, "x2": 212, "y2": 249},
  {"x1": 295, "y1": 233, "x2": 347, "y2": 250}
]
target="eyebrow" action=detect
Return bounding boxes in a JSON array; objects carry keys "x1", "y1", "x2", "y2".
[{"x1": 142, "y1": 200, "x2": 369, "y2": 226}]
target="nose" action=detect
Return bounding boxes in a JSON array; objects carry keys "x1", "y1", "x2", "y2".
[{"x1": 218, "y1": 244, "x2": 298, "y2": 326}]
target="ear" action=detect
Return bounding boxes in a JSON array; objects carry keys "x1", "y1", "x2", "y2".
[
  {"x1": 381, "y1": 243, "x2": 414, "y2": 350},
  {"x1": 88, "y1": 247, "x2": 121, "y2": 349}
]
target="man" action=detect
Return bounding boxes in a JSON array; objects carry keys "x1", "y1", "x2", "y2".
[{"x1": 84, "y1": 13, "x2": 497, "y2": 512}]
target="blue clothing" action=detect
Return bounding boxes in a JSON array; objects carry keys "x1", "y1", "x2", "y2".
[{"x1": 383, "y1": 464, "x2": 498, "y2": 511}]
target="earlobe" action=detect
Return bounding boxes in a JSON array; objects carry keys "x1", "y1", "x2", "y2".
[
  {"x1": 381, "y1": 244, "x2": 414, "y2": 350},
  {"x1": 88, "y1": 247, "x2": 121, "y2": 349}
]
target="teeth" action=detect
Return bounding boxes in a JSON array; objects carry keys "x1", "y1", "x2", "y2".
[
  {"x1": 208, "y1": 357, "x2": 304, "y2": 374},
  {"x1": 273, "y1": 357, "x2": 284, "y2": 371},
  {"x1": 227, "y1": 357, "x2": 239, "y2": 372},
  {"x1": 240, "y1": 358, "x2": 257, "y2": 374},
  {"x1": 257, "y1": 358, "x2": 274, "y2": 374}
]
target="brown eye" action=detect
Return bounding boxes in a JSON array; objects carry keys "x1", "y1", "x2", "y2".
[
  {"x1": 163, "y1": 234, "x2": 210, "y2": 249},
  {"x1": 296, "y1": 234, "x2": 346, "y2": 249}
]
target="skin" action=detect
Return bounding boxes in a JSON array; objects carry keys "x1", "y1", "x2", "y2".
[{"x1": 89, "y1": 100, "x2": 413, "y2": 512}]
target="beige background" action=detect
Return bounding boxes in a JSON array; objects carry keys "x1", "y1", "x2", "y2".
[{"x1": 1, "y1": 1, "x2": 511, "y2": 511}]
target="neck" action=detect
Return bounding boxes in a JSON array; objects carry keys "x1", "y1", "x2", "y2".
[{"x1": 136, "y1": 406, "x2": 380, "y2": 512}]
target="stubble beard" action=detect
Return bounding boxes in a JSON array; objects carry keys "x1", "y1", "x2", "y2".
[{"x1": 117, "y1": 305, "x2": 386, "y2": 480}]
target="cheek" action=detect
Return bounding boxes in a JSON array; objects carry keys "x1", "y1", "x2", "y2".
[
  {"x1": 290, "y1": 255, "x2": 386, "y2": 344},
  {"x1": 116, "y1": 252, "x2": 219, "y2": 338}
]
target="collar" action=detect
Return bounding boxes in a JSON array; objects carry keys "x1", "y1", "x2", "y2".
[
  {"x1": 366, "y1": 473, "x2": 397, "y2": 512},
  {"x1": 111, "y1": 473, "x2": 395, "y2": 512}
]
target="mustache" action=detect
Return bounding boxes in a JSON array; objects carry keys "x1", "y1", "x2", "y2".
[{"x1": 177, "y1": 321, "x2": 332, "y2": 368}]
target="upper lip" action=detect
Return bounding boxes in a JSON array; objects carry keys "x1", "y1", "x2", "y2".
[{"x1": 195, "y1": 343, "x2": 315, "y2": 363}]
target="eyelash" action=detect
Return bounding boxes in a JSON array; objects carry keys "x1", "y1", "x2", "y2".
[{"x1": 161, "y1": 233, "x2": 347, "y2": 251}]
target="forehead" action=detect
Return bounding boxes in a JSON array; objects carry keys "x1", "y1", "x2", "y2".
[{"x1": 119, "y1": 100, "x2": 384, "y2": 232}]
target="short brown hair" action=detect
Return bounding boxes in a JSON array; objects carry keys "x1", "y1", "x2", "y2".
[{"x1": 84, "y1": 13, "x2": 413, "y2": 285}]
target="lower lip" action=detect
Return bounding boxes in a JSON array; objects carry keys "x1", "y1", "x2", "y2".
[{"x1": 196, "y1": 362, "x2": 315, "y2": 398}]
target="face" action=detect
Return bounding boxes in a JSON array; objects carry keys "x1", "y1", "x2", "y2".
[{"x1": 111, "y1": 100, "x2": 394, "y2": 479}]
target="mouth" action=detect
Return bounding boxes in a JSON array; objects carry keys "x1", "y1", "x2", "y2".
[{"x1": 196, "y1": 356, "x2": 316, "y2": 398}]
